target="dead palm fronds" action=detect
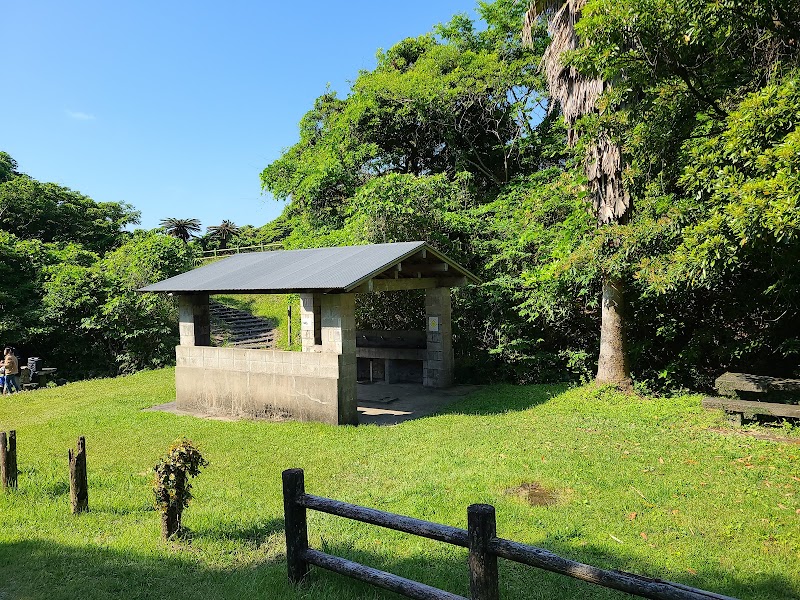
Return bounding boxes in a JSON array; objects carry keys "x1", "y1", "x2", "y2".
[{"x1": 523, "y1": 0, "x2": 630, "y2": 224}]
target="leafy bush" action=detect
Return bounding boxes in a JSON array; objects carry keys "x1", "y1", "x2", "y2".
[{"x1": 153, "y1": 439, "x2": 208, "y2": 540}]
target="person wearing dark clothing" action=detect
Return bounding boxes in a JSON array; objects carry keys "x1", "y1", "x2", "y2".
[{"x1": 4, "y1": 348, "x2": 21, "y2": 393}]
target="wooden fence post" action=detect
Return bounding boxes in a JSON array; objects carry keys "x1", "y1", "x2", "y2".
[
  {"x1": 468, "y1": 504, "x2": 499, "y2": 600},
  {"x1": 6, "y1": 431, "x2": 16, "y2": 489},
  {"x1": 0, "y1": 432, "x2": 7, "y2": 490},
  {"x1": 68, "y1": 436, "x2": 89, "y2": 513},
  {"x1": 283, "y1": 468, "x2": 310, "y2": 583}
]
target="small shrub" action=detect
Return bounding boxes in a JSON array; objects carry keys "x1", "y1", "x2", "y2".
[{"x1": 153, "y1": 438, "x2": 208, "y2": 540}]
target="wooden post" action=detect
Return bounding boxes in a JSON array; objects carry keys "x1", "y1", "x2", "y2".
[
  {"x1": 283, "y1": 468, "x2": 310, "y2": 583},
  {"x1": 287, "y1": 303, "x2": 292, "y2": 347},
  {"x1": 0, "y1": 432, "x2": 7, "y2": 490},
  {"x1": 68, "y1": 436, "x2": 89, "y2": 513},
  {"x1": 468, "y1": 504, "x2": 499, "y2": 600},
  {"x1": 6, "y1": 431, "x2": 16, "y2": 489}
]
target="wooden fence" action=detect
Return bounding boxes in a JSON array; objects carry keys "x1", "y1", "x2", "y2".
[
  {"x1": 282, "y1": 468, "x2": 737, "y2": 600},
  {"x1": 196, "y1": 242, "x2": 283, "y2": 263}
]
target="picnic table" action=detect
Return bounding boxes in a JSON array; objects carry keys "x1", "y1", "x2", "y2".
[{"x1": 702, "y1": 372, "x2": 800, "y2": 425}]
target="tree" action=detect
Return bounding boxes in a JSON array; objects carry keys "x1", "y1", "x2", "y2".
[
  {"x1": 159, "y1": 218, "x2": 201, "y2": 243},
  {"x1": 524, "y1": 0, "x2": 632, "y2": 387},
  {"x1": 261, "y1": 0, "x2": 553, "y2": 226},
  {"x1": 206, "y1": 220, "x2": 240, "y2": 250},
  {"x1": 513, "y1": 0, "x2": 800, "y2": 390},
  {"x1": 0, "y1": 163, "x2": 140, "y2": 255}
]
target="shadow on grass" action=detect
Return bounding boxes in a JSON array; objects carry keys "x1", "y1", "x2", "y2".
[
  {"x1": 439, "y1": 383, "x2": 570, "y2": 417},
  {"x1": 190, "y1": 518, "x2": 285, "y2": 545},
  {"x1": 299, "y1": 536, "x2": 797, "y2": 600},
  {"x1": 0, "y1": 538, "x2": 289, "y2": 600},
  {"x1": 3, "y1": 527, "x2": 794, "y2": 600}
]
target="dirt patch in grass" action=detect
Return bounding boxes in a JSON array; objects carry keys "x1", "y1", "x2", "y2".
[{"x1": 505, "y1": 482, "x2": 560, "y2": 506}]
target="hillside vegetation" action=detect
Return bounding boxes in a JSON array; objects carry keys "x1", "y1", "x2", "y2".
[{"x1": 0, "y1": 370, "x2": 797, "y2": 599}]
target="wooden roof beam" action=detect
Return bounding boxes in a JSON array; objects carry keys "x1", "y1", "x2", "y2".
[{"x1": 351, "y1": 276, "x2": 466, "y2": 294}]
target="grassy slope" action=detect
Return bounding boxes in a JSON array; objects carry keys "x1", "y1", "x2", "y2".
[
  {"x1": 0, "y1": 370, "x2": 797, "y2": 600},
  {"x1": 213, "y1": 294, "x2": 302, "y2": 351}
]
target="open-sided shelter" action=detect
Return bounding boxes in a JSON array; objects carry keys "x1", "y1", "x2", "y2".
[{"x1": 140, "y1": 242, "x2": 480, "y2": 425}]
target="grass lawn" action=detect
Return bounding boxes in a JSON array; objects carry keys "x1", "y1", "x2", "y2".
[{"x1": 0, "y1": 369, "x2": 798, "y2": 600}]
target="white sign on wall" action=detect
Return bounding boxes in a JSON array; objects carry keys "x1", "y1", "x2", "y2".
[{"x1": 428, "y1": 316, "x2": 440, "y2": 332}]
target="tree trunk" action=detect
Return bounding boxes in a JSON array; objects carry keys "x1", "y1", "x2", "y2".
[
  {"x1": 596, "y1": 275, "x2": 631, "y2": 388},
  {"x1": 160, "y1": 470, "x2": 186, "y2": 539},
  {"x1": 161, "y1": 505, "x2": 180, "y2": 539}
]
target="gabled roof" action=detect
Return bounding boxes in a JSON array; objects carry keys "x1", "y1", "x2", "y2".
[{"x1": 139, "y1": 242, "x2": 481, "y2": 295}]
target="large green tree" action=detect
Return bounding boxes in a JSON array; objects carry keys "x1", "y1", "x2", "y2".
[
  {"x1": 517, "y1": 0, "x2": 800, "y2": 389},
  {"x1": 0, "y1": 170, "x2": 139, "y2": 255},
  {"x1": 0, "y1": 153, "x2": 197, "y2": 378},
  {"x1": 261, "y1": 0, "x2": 557, "y2": 226}
]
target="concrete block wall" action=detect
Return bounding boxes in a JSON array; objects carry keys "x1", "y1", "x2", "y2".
[
  {"x1": 321, "y1": 294, "x2": 357, "y2": 423},
  {"x1": 424, "y1": 287, "x2": 453, "y2": 388},
  {"x1": 175, "y1": 346, "x2": 357, "y2": 425},
  {"x1": 299, "y1": 293, "x2": 322, "y2": 352},
  {"x1": 178, "y1": 294, "x2": 211, "y2": 347}
]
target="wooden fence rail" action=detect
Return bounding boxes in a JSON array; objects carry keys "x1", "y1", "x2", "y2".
[
  {"x1": 282, "y1": 468, "x2": 737, "y2": 600},
  {"x1": 196, "y1": 242, "x2": 283, "y2": 263}
]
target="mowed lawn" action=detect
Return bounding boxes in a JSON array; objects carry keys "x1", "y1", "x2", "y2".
[{"x1": 0, "y1": 369, "x2": 797, "y2": 600}]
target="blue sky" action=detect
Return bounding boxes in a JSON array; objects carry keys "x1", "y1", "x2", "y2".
[{"x1": 0, "y1": 1, "x2": 478, "y2": 231}]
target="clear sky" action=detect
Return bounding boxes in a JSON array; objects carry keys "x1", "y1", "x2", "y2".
[{"x1": 0, "y1": 1, "x2": 478, "y2": 231}]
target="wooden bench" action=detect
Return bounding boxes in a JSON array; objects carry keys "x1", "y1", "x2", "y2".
[
  {"x1": 356, "y1": 330, "x2": 426, "y2": 383},
  {"x1": 703, "y1": 372, "x2": 800, "y2": 425},
  {"x1": 702, "y1": 396, "x2": 800, "y2": 426},
  {"x1": 715, "y1": 372, "x2": 800, "y2": 400}
]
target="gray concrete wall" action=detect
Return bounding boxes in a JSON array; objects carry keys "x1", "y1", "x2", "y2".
[
  {"x1": 178, "y1": 294, "x2": 211, "y2": 346},
  {"x1": 424, "y1": 287, "x2": 453, "y2": 388},
  {"x1": 175, "y1": 346, "x2": 353, "y2": 425},
  {"x1": 320, "y1": 294, "x2": 357, "y2": 424}
]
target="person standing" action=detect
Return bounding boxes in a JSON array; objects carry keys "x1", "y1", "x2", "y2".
[{"x1": 4, "y1": 348, "x2": 21, "y2": 393}]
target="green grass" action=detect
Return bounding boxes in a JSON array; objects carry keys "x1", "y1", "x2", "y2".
[
  {"x1": 213, "y1": 293, "x2": 302, "y2": 351},
  {"x1": 0, "y1": 371, "x2": 798, "y2": 599}
]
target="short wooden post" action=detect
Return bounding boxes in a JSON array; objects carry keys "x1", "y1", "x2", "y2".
[
  {"x1": 6, "y1": 430, "x2": 16, "y2": 489},
  {"x1": 68, "y1": 436, "x2": 89, "y2": 513},
  {"x1": 283, "y1": 468, "x2": 310, "y2": 583},
  {"x1": 468, "y1": 504, "x2": 500, "y2": 600},
  {"x1": 0, "y1": 432, "x2": 7, "y2": 490}
]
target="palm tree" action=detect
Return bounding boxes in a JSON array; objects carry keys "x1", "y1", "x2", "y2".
[
  {"x1": 206, "y1": 220, "x2": 240, "y2": 250},
  {"x1": 160, "y1": 218, "x2": 202, "y2": 243},
  {"x1": 524, "y1": 1, "x2": 631, "y2": 387}
]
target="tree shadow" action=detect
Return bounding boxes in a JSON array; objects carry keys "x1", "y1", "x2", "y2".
[
  {"x1": 438, "y1": 383, "x2": 569, "y2": 417},
  {"x1": 298, "y1": 534, "x2": 798, "y2": 600},
  {"x1": 1, "y1": 528, "x2": 796, "y2": 599},
  {"x1": 189, "y1": 518, "x2": 285, "y2": 545},
  {"x1": 0, "y1": 539, "x2": 290, "y2": 600}
]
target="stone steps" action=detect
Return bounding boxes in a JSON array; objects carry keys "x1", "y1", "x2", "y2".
[{"x1": 209, "y1": 300, "x2": 276, "y2": 349}]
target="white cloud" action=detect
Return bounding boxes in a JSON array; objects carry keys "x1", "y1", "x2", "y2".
[{"x1": 65, "y1": 109, "x2": 95, "y2": 121}]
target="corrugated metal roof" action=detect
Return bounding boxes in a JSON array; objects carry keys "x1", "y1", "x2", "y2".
[{"x1": 140, "y1": 242, "x2": 480, "y2": 294}]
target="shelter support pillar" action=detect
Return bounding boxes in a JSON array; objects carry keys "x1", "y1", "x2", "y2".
[
  {"x1": 321, "y1": 294, "x2": 358, "y2": 425},
  {"x1": 299, "y1": 293, "x2": 323, "y2": 352},
  {"x1": 424, "y1": 287, "x2": 453, "y2": 388},
  {"x1": 178, "y1": 293, "x2": 211, "y2": 347}
]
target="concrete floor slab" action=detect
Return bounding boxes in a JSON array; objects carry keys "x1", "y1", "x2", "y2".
[
  {"x1": 356, "y1": 382, "x2": 481, "y2": 425},
  {"x1": 145, "y1": 382, "x2": 481, "y2": 426}
]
